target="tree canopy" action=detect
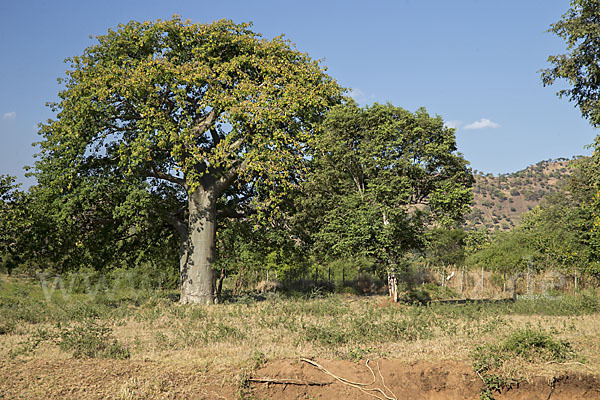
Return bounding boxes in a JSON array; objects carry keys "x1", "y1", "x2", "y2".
[
  {"x1": 542, "y1": 0, "x2": 600, "y2": 127},
  {"x1": 295, "y1": 102, "x2": 474, "y2": 269}
]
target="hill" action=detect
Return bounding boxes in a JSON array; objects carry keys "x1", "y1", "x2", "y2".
[{"x1": 465, "y1": 158, "x2": 579, "y2": 231}]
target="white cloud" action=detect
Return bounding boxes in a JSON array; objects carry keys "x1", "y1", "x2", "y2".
[
  {"x1": 348, "y1": 88, "x2": 365, "y2": 100},
  {"x1": 444, "y1": 120, "x2": 462, "y2": 130},
  {"x1": 463, "y1": 118, "x2": 500, "y2": 130},
  {"x1": 348, "y1": 88, "x2": 375, "y2": 103},
  {"x1": 2, "y1": 112, "x2": 16, "y2": 120}
]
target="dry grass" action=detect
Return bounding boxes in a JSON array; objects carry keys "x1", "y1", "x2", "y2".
[
  {"x1": 1, "y1": 279, "x2": 599, "y2": 377},
  {"x1": 2, "y1": 275, "x2": 600, "y2": 399}
]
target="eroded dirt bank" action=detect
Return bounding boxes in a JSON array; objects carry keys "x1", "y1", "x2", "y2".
[
  {"x1": 250, "y1": 359, "x2": 600, "y2": 400},
  {"x1": 1, "y1": 358, "x2": 599, "y2": 399}
]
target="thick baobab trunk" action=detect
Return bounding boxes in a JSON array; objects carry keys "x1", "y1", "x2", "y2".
[{"x1": 180, "y1": 188, "x2": 217, "y2": 305}]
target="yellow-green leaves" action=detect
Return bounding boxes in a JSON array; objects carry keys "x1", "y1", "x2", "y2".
[{"x1": 38, "y1": 15, "x2": 342, "y2": 226}]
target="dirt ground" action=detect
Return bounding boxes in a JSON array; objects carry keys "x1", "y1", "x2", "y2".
[{"x1": 1, "y1": 358, "x2": 599, "y2": 399}]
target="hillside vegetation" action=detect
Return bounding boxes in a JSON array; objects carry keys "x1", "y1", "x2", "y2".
[{"x1": 465, "y1": 158, "x2": 580, "y2": 231}]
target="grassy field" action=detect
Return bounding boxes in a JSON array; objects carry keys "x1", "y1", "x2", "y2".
[{"x1": 1, "y1": 274, "x2": 599, "y2": 399}]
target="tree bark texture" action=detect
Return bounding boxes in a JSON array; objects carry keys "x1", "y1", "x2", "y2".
[{"x1": 180, "y1": 188, "x2": 217, "y2": 304}]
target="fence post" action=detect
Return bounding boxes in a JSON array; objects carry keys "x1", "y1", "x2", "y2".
[
  {"x1": 526, "y1": 263, "x2": 531, "y2": 295},
  {"x1": 481, "y1": 266, "x2": 484, "y2": 296},
  {"x1": 388, "y1": 269, "x2": 398, "y2": 303},
  {"x1": 328, "y1": 266, "x2": 331, "y2": 283},
  {"x1": 441, "y1": 267, "x2": 445, "y2": 287},
  {"x1": 342, "y1": 268, "x2": 345, "y2": 285},
  {"x1": 574, "y1": 269, "x2": 578, "y2": 292}
]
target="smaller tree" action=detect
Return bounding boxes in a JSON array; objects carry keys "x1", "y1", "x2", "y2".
[{"x1": 296, "y1": 102, "x2": 474, "y2": 276}]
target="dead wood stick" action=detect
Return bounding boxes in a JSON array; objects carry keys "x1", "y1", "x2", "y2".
[
  {"x1": 248, "y1": 377, "x2": 331, "y2": 386},
  {"x1": 300, "y1": 358, "x2": 397, "y2": 400},
  {"x1": 545, "y1": 361, "x2": 595, "y2": 371}
]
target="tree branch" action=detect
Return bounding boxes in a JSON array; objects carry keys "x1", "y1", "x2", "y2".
[
  {"x1": 214, "y1": 157, "x2": 249, "y2": 196},
  {"x1": 217, "y1": 208, "x2": 249, "y2": 219},
  {"x1": 148, "y1": 163, "x2": 187, "y2": 189},
  {"x1": 164, "y1": 214, "x2": 188, "y2": 241},
  {"x1": 192, "y1": 108, "x2": 218, "y2": 138},
  {"x1": 210, "y1": 127, "x2": 221, "y2": 147}
]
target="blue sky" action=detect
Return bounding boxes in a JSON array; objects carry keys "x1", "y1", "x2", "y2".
[{"x1": 1, "y1": 0, "x2": 597, "y2": 185}]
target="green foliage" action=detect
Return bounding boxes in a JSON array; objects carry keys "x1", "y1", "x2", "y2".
[
  {"x1": 472, "y1": 328, "x2": 576, "y2": 399},
  {"x1": 401, "y1": 283, "x2": 459, "y2": 304},
  {"x1": 542, "y1": 0, "x2": 600, "y2": 127},
  {"x1": 425, "y1": 228, "x2": 467, "y2": 268},
  {"x1": 324, "y1": 256, "x2": 376, "y2": 283},
  {"x1": 296, "y1": 102, "x2": 473, "y2": 270},
  {"x1": 0, "y1": 275, "x2": 172, "y2": 336},
  {"x1": 2, "y1": 166, "x2": 182, "y2": 278},
  {"x1": 59, "y1": 318, "x2": 130, "y2": 359},
  {"x1": 402, "y1": 288, "x2": 432, "y2": 304},
  {"x1": 38, "y1": 17, "x2": 342, "y2": 199},
  {"x1": 302, "y1": 306, "x2": 435, "y2": 348},
  {"x1": 502, "y1": 328, "x2": 574, "y2": 361},
  {"x1": 0, "y1": 175, "x2": 33, "y2": 274},
  {"x1": 542, "y1": 2, "x2": 600, "y2": 270},
  {"x1": 466, "y1": 229, "x2": 533, "y2": 275},
  {"x1": 520, "y1": 192, "x2": 593, "y2": 274},
  {"x1": 215, "y1": 219, "x2": 308, "y2": 284}
]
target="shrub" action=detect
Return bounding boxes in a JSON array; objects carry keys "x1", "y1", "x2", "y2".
[
  {"x1": 59, "y1": 319, "x2": 130, "y2": 359},
  {"x1": 502, "y1": 328, "x2": 574, "y2": 361},
  {"x1": 403, "y1": 283, "x2": 459, "y2": 304},
  {"x1": 472, "y1": 328, "x2": 577, "y2": 399}
]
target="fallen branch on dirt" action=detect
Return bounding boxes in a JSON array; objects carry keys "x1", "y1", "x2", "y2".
[
  {"x1": 545, "y1": 361, "x2": 595, "y2": 371},
  {"x1": 247, "y1": 377, "x2": 331, "y2": 386},
  {"x1": 300, "y1": 358, "x2": 397, "y2": 400}
]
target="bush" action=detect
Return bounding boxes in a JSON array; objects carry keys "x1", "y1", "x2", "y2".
[
  {"x1": 472, "y1": 328, "x2": 577, "y2": 399},
  {"x1": 402, "y1": 283, "x2": 459, "y2": 304},
  {"x1": 503, "y1": 328, "x2": 574, "y2": 361},
  {"x1": 403, "y1": 288, "x2": 431, "y2": 304},
  {"x1": 59, "y1": 318, "x2": 130, "y2": 359}
]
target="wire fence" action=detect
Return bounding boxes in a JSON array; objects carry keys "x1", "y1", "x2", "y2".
[{"x1": 233, "y1": 264, "x2": 599, "y2": 299}]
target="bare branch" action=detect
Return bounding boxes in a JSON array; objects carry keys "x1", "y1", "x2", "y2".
[
  {"x1": 148, "y1": 163, "x2": 187, "y2": 189},
  {"x1": 217, "y1": 208, "x2": 249, "y2": 219},
  {"x1": 192, "y1": 108, "x2": 218, "y2": 138},
  {"x1": 247, "y1": 377, "x2": 331, "y2": 386},
  {"x1": 229, "y1": 137, "x2": 244, "y2": 152}
]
